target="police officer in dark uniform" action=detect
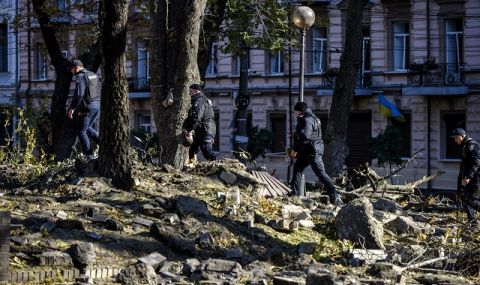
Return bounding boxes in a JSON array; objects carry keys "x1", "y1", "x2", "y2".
[
  {"x1": 452, "y1": 128, "x2": 480, "y2": 221},
  {"x1": 290, "y1": 102, "x2": 342, "y2": 205},
  {"x1": 67, "y1": 59, "x2": 101, "y2": 160},
  {"x1": 184, "y1": 84, "x2": 216, "y2": 161}
]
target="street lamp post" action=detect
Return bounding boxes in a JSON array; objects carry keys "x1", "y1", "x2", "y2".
[{"x1": 293, "y1": 6, "x2": 315, "y2": 102}]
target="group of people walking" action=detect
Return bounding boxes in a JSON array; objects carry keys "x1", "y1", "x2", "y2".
[{"x1": 66, "y1": 58, "x2": 479, "y2": 217}]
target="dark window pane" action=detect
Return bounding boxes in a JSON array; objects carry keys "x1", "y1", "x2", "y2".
[
  {"x1": 390, "y1": 112, "x2": 411, "y2": 157},
  {"x1": 444, "y1": 113, "x2": 465, "y2": 159},
  {"x1": 269, "y1": 112, "x2": 286, "y2": 153}
]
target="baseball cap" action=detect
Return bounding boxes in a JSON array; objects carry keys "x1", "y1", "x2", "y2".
[
  {"x1": 72, "y1": 59, "x2": 83, "y2": 66},
  {"x1": 189, "y1": 84, "x2": 202, "y2": 91},
  {"x1": 294, "y1": 102, "x2": 308, "y2": 112},
  {"x1": 450, "y1": 128, "x2": 466, "y2": 138}
]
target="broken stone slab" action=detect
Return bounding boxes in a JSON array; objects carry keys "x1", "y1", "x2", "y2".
[
  {"x1": 217, "y1": 192, "x2": 226, "y2": 203},
  {"x1": 311, "y1": 209, "x2": 336, "y2": 221},
  {"x1": 413, "y1": 272, "x2": 473, "y2": 285},
  {"x1": 306, "y1": 271, "x2": 336, "y2": 285},
  {"x1": 225, "y1": 248, "x2": 243, "y2": 259},
  {"x1": 85, "y1": 232, "x2": 102, "y2": 240},
  {"x1": 365, "y1": 262, "x2": 401, "y2": 281},
  {"x1": 132, "y1": 217, "x2": 154, "y2": 228},
  {"x1": 385, "y1": 216, "x2": 431, "y2": 235},
  {"x1": 298, "y1": 243, "x2": 316, "y2": 255},
  {"x1": 11, "y1": 232, "x2": 43, "y2": 245},
  {"x1": 40, "y1": 251, "x2": 73, "y2": 266},
  {"x1": 372, "y1": 210, "x2": 398, "y2": 224},
  {"x1": 201, "y1": 259, "x2": 244, "y2": 280},
  {"x1": 227, "y1": 187, "x2": 241, "y2": 206},
  {"x1": 272, "y1": 276, "x2": 306, "y2": 285},
  {"x1": 219, "y1": 171, "x2": 238, "y2": 185},
  {"x1": 373, "y1": 198, "x2": 403, "y2": 214},
  {"x1": 150, "y1": 223, "x2": 196, "y2": 255},
  {"x1": 105, "y1": 219, "x2": 124, "y2": 231},
  {"x1": 162, "y1": 213, "x2": 180, "y2": 225},
  {"x1": 40, "y1": 220, "x2": 57, "y2": 233},
  {"x1": 335, "y1": 197, "x2": 385, "y2": 250},
  {"x1": 117, "y1": 263, "x2": 157, "y2": 285},
  {"x1": 281, "y1": 204, "x2": 307, "y2": 219},
  {"x1": 349, "y1": 249, "x2": 387, "y2": 265},
  {"x1": 246, "y1": 280, "x2": 268, "y2": 285},
  {"x1": 91, "y1": 214, "x2": 110, "y2": 223},
  {"x1": 138, "y1": 252, "x2": 167, "y2": 270},
  {"x1": 176, "y1": 195, "x2": 210, "y2": 217},
  {"x1": 159, "y1": 261, "x2": 183, "y2": 279},
  {"x1": 301, "y1": 198, "x2": 316, "y2": 210},
  {"x1": 56, "y1": 210, "x2": 68, "y2": 220},
  {"x1": 141, "y1": 203, "x2": 165, "y2": 217},
  {"x1": 199, "y1": 230, "x2": 216, "y2": 250},
  {"x1": 56, "y1": 219, "x2": 85, "y2": 230},
  {"x1": 267, "y1": 220, "x2": 299, "y2": 232},
  {"x1": 182, "y1": 258, "x2": 201, "y2": 275},
  {"x1": 67, "y1": 243, "x2": 96, "y2": 270},
  {"x1": 298, "y1": 220, "x2": 315, "y2": 229}
]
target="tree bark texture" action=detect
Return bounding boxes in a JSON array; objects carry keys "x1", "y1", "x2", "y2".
[
  {"x1": 98, "y1": 0, "x2": 133, "y2": 189},
  {"x1": 150, "y1": 0, "x2": 207, "y2": 168},
  {"x1": 32, "y1": 0, "x2": 102, "y2": 160},
  {"x1": 324, "y1": 0, "x2": 366, "y2": 177},
  {"x1": 32, "y1": 0, "x2": 75, "y2": 160}
]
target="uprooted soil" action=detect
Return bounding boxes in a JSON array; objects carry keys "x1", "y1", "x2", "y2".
[{"x1": 0, "y1": 157, "x2": 479, "y2": 284}]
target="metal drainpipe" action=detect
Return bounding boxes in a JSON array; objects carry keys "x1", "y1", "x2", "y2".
[
  {"x1": 427, "y1": 96, "x2": 432, "y2": 193},
  {"x1": 26, "y1": 0, "x2": 31, "y2": 111},
  {"x1": 13, "y1": 0, "x2": 20, "y2": 145},
  {"x1": 287, "y1": 10, "x2": 293, "y2": 183},
  {"x1": 426, "y1": 0, "x2": 430, "y2": 59}
]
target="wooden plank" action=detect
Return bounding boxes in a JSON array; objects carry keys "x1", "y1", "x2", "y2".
[
  {"x1": 258, "y1": 171, "x2": 284, "y2": 197},
  {"x1": 254, "y1": 171, "x2": 277, "y2": 197},
  {"x1": 259, "y1": 171, "x2": 291, "y2": 195}
]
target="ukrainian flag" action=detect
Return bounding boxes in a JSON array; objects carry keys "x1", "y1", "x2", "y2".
[{"x1": 379, "y1": 95, "x2": 405, "y2": 122}]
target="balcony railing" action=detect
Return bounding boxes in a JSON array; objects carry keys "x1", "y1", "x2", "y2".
[
  {"x1": 128, "y1": 76, "x2": 150, "y2": 92},
  {"x1": 407, "y1": 63, "x2": 464, "y2": 86},
  {"x1": 320, "y1": 71, "x2": 372, "y2": 89}
]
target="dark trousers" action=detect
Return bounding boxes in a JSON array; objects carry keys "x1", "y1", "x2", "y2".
[
  {"x1": 79, "y1": 103, "x2": 100, "y2": 156},
  {"x1": 459, "y1": 187, "x2": 480, "y2": 221},
  {"x1": 189, "y1": 134, "x2": 216, "y2": 161},
  {"x1": 291, "y1": 152, "x2": 337, "y2": 202}
]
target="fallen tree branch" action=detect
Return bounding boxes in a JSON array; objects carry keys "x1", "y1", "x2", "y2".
[{"x1": 399, "y1": 254, "x2": 460, "y2": 273}]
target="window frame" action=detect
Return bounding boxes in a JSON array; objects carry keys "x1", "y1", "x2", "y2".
[
  {"x1": 136, "y1": 111, "x2": 152, "y2": 133},
  {"x1": 445, "y1": 18, "x2": 464, "y2": 82},
  {"x1": 136, "y1": 38, "x2": 150, "y2": 89},
  {"x1": 206, "y1": 43, "x2": 218, "y2": 76},
  {"x1": 392, "y1": 21, "x2": 410, "y2": 71},
  {"x1": 312, "y1": 26, "x2": 328, "y2": 73},
  {"x1": 0, "y1": 24, "x2": 7, "y2": 73},
  {"x1": 35, "y1": 43, "x2": 48, "y2": 80},
  {"x1": 269, "y1": 50, "x2": 284, "y2": 74}
]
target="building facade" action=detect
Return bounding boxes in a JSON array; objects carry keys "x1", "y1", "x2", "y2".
[
  {"x1": 133, "y1": 0, "x2": 480, "y2": 191},
  {"x1": 0, "y1": 0, "x2": 19, "y2": 145},
  {"x1": 13, "y1": 0, "x2": 480, "y2": 191}
]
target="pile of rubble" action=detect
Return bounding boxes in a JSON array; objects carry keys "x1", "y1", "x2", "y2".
[{"x1": 0, "y1": 158, "x2": 479, "y2": 284}]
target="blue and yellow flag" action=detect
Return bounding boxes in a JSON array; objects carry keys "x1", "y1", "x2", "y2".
[{"x1": 379, "y1": 95, "x2": 405, "y2": 122}]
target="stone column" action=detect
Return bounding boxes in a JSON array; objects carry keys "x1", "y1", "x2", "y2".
[{"x1": 0, "y1": 211, "x2": 10, "y2": 284}]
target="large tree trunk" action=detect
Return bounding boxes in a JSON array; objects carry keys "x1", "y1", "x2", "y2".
[
  {"x1": 150, "y1": 0, "x2": 207, "y2": 168},
  {"x1": 31, "y1": 0, "x2": 102, "y2": 160},
  {"x1": 324, "y1": 0, "x2": 366, "y2": 177},
  {"x1": 98, "y1": 0, "x2": 133, "y2": 189}
]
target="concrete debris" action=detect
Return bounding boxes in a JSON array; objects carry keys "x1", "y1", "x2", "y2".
[{"x1": 2, "y1": 159, "x2": 478, "y2": 284}]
